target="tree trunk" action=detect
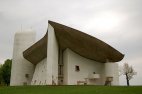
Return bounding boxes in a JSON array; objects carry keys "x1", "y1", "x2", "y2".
[{"x1": 126, "y1": 74, "x2": 129, "y2": 86}]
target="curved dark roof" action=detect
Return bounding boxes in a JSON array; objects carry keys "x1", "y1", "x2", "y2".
[
  {"x1": 23, "y1": 21, "x2": 124, "y2": 64},
  {"x1": 23, "y1": 33, "x2": 47, "y2": 64}
]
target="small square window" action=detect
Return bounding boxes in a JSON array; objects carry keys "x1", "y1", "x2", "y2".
[
  {"x1": 25, "y1": 74, "x2": 29, "y2": 78},
  {"x1": 75, "y1": 65, "x2": 80, "y2": 71}
]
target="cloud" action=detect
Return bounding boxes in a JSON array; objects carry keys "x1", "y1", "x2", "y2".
[{"x1": 0, "y1": 0, "x2": 142, "y2": 85}]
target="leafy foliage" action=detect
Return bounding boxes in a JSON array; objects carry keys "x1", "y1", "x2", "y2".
[
  {"x1": 0, "y1": 64, "x2": 3, "y2": 84},
  {"x1": 0, "y1": 59, "x2": 12, "y2": 86}
]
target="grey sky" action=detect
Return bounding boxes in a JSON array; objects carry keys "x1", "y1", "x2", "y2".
[{"x1": 0, "y1": 0, "x2": 142, "y2": 85}]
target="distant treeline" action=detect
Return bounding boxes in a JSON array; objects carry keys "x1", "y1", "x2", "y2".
[{"x1": 0, "y1": 59, "x2": 12, "y2": 86}]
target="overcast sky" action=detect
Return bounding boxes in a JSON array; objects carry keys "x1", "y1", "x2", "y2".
[{"x1": 0, "y1": 0, "x2": 142, "y2": 85}]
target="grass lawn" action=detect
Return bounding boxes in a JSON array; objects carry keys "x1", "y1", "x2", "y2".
[{"x1": 0, "y1": 85, "x2": 142, "y2": 94}]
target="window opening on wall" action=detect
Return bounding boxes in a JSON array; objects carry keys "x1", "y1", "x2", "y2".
[
  {"x1": 45, "y1": 80, "x2": 46, "y2": 84},
  {"x1": 75, "y1": 65, "x2": 80, "y2": 72},
  {"x1": 34, "y1": 80, "x2": 36, "y2": 84},
  {"x1": 25, "y1": 74, "x2": 29, "y2": 78}
]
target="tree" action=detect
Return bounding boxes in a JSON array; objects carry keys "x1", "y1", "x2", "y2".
[
  {"x1": 0, "y1": 64, "x2": 3, "y2": 85},
  {"x1": 119, "y1": 63, "x2": 137, "y2": 86},
  {"x1": 0, "y1": 59, "x2": 12, "y2": 86}
]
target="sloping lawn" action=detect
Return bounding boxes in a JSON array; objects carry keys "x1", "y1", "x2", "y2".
[{"x1": 0, "y1": 85, "x2": 142, "y2": 94}]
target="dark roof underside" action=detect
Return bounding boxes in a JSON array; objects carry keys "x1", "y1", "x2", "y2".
[
  {"x1": 23, "y1": 21, "x2": 124, "y2": 65},
  {"x1": 23, "y1": 33, "x2": 47, "y2": 64}
]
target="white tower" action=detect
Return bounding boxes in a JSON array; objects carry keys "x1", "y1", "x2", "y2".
[
  {"x1": 10, "y1": 30, "x2": 36, "y2": 86},
  {"x1": 104, "y1": 62, "x2": 119, "y2": 85}
]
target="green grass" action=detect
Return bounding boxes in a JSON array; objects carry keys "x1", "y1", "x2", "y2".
[{"x1": 0, "y1": 85, "x2": 142, "y2": 94}]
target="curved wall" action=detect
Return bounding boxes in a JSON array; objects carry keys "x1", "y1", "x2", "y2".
[
  {"x1": 46, "y1": 24, "x2": 59, "y2": 85},
  {"x1": 63, "y1": 49, "x2": 119, "y2": 85},
  {"x1": 63, "y1": 49, "x2": 105, "y2": 85},
  {"x1": 10, "y1": 31, "x2": 36, "y2": 86},
  {"x1": 31, "y1": 58, "x2": 47, "y2": 85},
  {"x1": 104, "y1": 63, "x2": 119, "y2": 85}
]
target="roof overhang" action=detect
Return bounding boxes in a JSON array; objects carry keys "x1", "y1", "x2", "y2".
[
  {"x1": 23, "y1": 33, "x2": 47, "y2": 64},
  {"x1": 23, "y1": 21, "x2": 124, "y2": 65}
]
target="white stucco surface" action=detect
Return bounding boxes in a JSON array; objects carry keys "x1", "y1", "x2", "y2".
[
  {"x1": 46, "y1": 24, "x2": 59, "y2": 85},
  {"x1": 105, "y1": 63, "x2": 119, "y2": 85},
  {"x1": 10, "y1": 25, "x2": 120, "y2": 86},
  {"x1": 10, "y1": 31, "x2": 36, "y2": 86},
  {"x1": 31, "y1": 58, "x2": 47, "y2": 85},
  {"x1": 63, "y1": 49, "x2": 68, "y2": 84},
  {"x1": 63, "y1": 49, "x2": 105, "y2": 85}
]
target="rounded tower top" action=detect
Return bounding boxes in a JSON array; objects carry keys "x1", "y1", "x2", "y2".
[{"x1": 15, "y1": 29, "x2": 35, "y2": 35}]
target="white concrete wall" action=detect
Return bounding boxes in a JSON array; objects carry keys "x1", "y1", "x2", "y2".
[
  {"x1": 63, "y1": 49, "x2": 105, "y2": 85},
  {"x1": 63, "y1": 49, "x2": 68, "y2": 84},
  {"x1": 31, "y1": 58, "x2": 47, "y2": 85},
  {"x1": 104, "y1": 63, "x2": 119, "y2": 85},
  {"x1": 46, "y1": 24, "x2": 59, "y2": 85},
  {"x1": 10, "y1": 30, "x2": 36, "y2": 86}
]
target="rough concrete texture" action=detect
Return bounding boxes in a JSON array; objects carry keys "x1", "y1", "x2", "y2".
[
  {"x1": 10, "y1": 21, "x2": 122, "y2": 86},
  {"x1": 10, "y1": 30, "x2": 36, "y2": 86}
]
